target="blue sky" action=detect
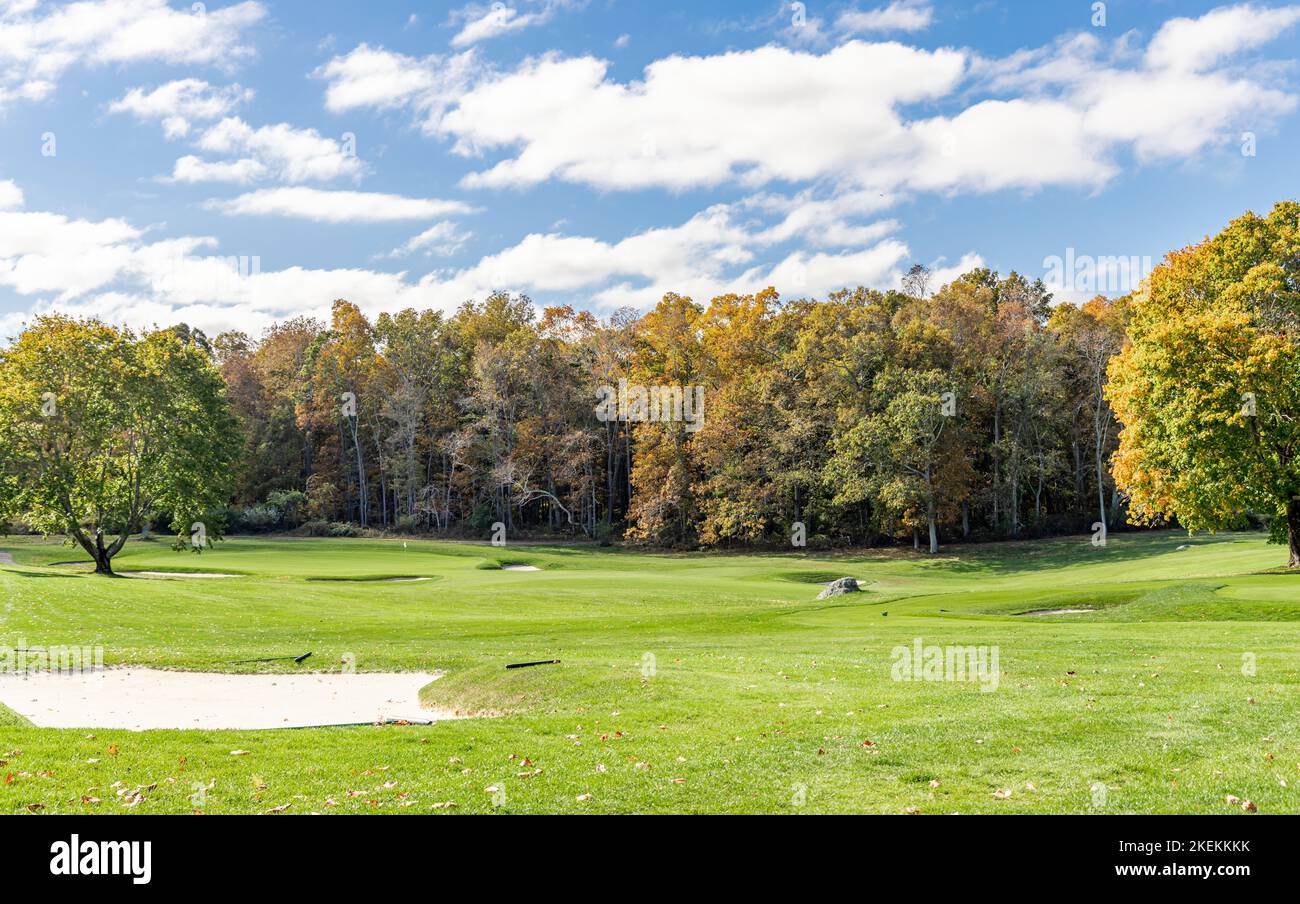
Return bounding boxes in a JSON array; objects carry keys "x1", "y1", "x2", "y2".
[{"x1": 2, "y1": 0, "x2": 1299, "y2": 338}]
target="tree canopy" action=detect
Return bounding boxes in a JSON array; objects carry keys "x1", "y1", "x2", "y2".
[
  {"x1": 1109, "y1": 201, "x2": 1300, "y2": 565},
  {"x1": 0, "y1": 316, "x2": 241, "y2": 574}
]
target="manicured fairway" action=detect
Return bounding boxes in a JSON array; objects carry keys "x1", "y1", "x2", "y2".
[{"x1": 1, "y1": 531, "x2": 1298, "y2": 814}]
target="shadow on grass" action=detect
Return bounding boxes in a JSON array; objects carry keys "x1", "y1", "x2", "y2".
[
  {"x1": 3, "y1": 569, "x2": 83, "y2": 579},
  {"x1": 908, "y1": 531, "x2": 1259, "y2": 577}
]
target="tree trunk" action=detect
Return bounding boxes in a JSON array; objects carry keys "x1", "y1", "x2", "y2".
[
  {"x1": 1289, "y1": 497, "x2": 1300, "y2": 568},
  {"x1": 69, "y1": 524, "x2": 115, "y2": 576},
  {"x1": 91, "y1": 531, "x2": 114, "y2": 575}
]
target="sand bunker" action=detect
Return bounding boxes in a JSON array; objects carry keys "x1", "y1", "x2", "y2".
[
  {"x1": 0, "y1": 668, "x2": 450, "y2": 730},
  {"x1": 0, "y1": 552, "x2": 13, "y2": 565},
  {"x1": 1017, "y1": 608, "x2": 1096, "y2": 616},
  {"x1": 501, "y1": 565, "x2": 541, "y2": 572},
  {"x1": 122, "y1": 571, "x2": 240, "y2": 579}
]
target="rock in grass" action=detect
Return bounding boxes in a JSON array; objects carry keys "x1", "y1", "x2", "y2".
[{"x1": 817, "y1": 577, "x2": 861, "y2": 599}]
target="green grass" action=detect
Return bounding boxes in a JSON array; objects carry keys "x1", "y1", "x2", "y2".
[{"x1": 1, "y1": 530, "x2": 1298, "y2": 814}]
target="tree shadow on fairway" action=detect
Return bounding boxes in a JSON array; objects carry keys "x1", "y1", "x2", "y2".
[
  {"x1": 911, "y1": 531, "x2": 1256, "y2": 577},
  {"x1": 3, "y1": 569, "x2": 82, "y2": 579}
]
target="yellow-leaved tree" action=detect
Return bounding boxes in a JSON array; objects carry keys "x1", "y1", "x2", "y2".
[{"x1": 1108, "y1": 201, "x2": 1300, "y2": 566}]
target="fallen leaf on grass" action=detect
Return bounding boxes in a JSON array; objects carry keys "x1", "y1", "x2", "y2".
[
  {"x1": 576, "y1": 793, "x2": 592, "y2": 801},
  {"x1": 992, "y1": 789, "x2": 1013, "y2": 800}
]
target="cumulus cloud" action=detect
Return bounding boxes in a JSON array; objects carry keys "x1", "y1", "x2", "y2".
[
  {"x1": 315, "y1": 4, "x2": 1300, "y2": 199},
  {"x1": 1145, "y1": 2, "x2": 1300, "y2": 72},
  {"x1": 441, "y1": 42, "x2": 967, "y2": 191},
  {"x1": 204, "y1": 187, "x2": 476, "y2": 223},
  {"x1": 107, "y1": 79, "x2": 253, "y2": 139},
  {"x1": 836, "y1": 1, "x2": 934, "y2": 34},
  {"x1": 0, "y1": 179, "x2": 23, "y2": 210},
  {"x1": 166, "y1": 155, "x2": 267, "y2": 184},
  {"x1": 0, "y1": 0, "x2": 265, "y2": 110},
  {"x1": 188, "y1": 117, "x2": 363, "y2": 183},
  {"x1": 312, "y1": 43, "x2": 480, "y2": 133},
  {"x1": 1, "y1": 185, "x2": 967, "y2": 339}
]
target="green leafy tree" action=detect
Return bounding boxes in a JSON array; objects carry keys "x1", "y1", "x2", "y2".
[
  {"x1": 1109, "y1": 202, "x2": 1300, "y2": 566},
  {"x1": 0, "y1": 316, "x2": 241, "y2": 574},
  {"x1": 829, "y1": 368, "x2": 973, "y2": 553}
]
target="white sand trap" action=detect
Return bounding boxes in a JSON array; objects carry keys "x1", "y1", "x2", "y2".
[
  {"x1": 501, "y1": 565, "x2": 541, "y2": 572},
  {"x1": 122, "y1": 571, "x2": 240, "y2": 579},
  {"x1": 0, "y1": 552, "x2": 13, "y2": 565},
  {"x1": 1018, "y1": 608, "x2": 1096, "y2": 616},
  {"x1": 0, "y1": 668, "x2": 449, "y2": 730}
]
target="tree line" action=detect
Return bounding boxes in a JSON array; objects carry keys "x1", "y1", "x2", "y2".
[
  {"x1": 3, "y1": 201, "x2": 1297, "y2": 570},
  {"x1": 208, "y1": 269, "x2": 1130, "y2": 552}
]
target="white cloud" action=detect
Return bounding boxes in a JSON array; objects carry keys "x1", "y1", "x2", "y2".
[
  {"x1": 403, "y1": 192, "x2": 945, "y2": 308},
  {"x1": 924, "y1": 253, "x2": 986, "y2": 294},
  {"x1": 975, "y1": 9, "x2": 1300, "y2": 162},
  {"x1": 316, "y1": 4, "x2": 1300, "y2": 200},
  {"x1": 0, "y1": 0, "x2": 266, "y2": 110},
  {"x1": 107, "y1": 79, "x2": 253, "y2": 139},
  {"x1": 0, "y1": 204, "x2": 446, "y2": 338},
  {"x1": 837, "y1": 1, "x2": 933, "y2": 34},
  {"x1": 166, "y1": 155, "x2": 267, "y2": 184},
  {"x1": 1146, "y1": 3, "x2": 1300, "y2": 72},
  {"x1": 450, "y1": 1, "x2": 584, "y2": 48},
  {"x1": 441, "y1": 42, "x2": 967, "y2": 191},
  {"x1": 192, "y1": 117, "x2": 363, "y2": 183},
  {"x1": 205, "y1": 187, "x2": 476, "y2": 223},
  {"x1": 1, "y1": 186, "x2": 964, "y2": 340},
  {"x1": 313, "y1": 43, "x2": 480, "y2": 133},
  {"x1": 389, "y1": 221, "x2": 473, "y2": 258},
  {"x1": 0, "y1": 179, "x2": 23, "y2": 210},
  {"x1": 0, "y1": 209, "x2": 147, "y2": 301}
]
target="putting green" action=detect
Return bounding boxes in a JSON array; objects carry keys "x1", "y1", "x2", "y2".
[{"x1": 0, "y1": 530, "x2": 1297, "y2": 814}]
